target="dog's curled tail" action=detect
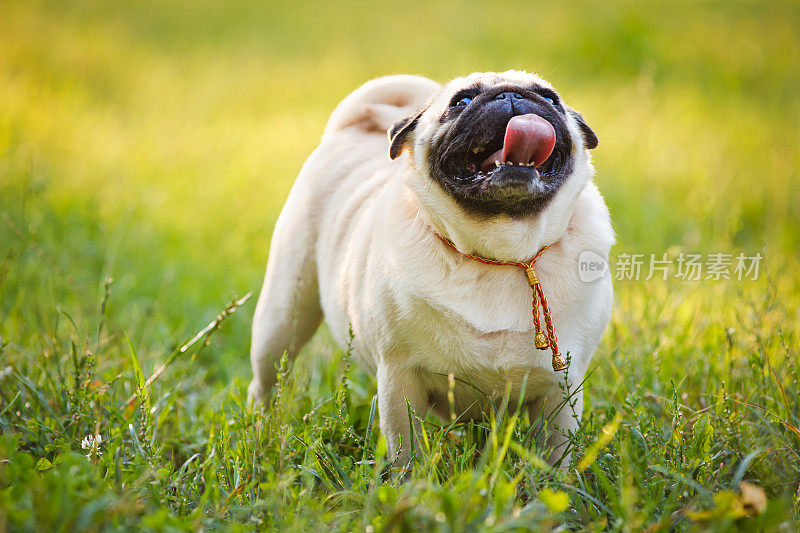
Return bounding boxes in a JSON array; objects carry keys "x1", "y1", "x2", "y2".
[{"x1": 322, "y1": 75, "x2": 440, "y2": 140}]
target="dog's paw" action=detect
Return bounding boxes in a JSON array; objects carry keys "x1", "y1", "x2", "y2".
[{"x1": 247, "y1": 379, "x2": 267, "y2": 408}]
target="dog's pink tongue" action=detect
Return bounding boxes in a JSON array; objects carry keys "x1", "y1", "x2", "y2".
[{"x1": 481, "y1": 114, "x2": 556, "y2": 171}]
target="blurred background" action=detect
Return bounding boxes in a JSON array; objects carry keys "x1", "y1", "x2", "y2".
[{"x1": 1, "y1": 0, "x2": 798, "y2": 381}]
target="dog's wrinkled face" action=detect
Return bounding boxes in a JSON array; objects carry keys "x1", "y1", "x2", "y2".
[{"x1": 390, "y1": 71, "x2": 598, "y2": 218}]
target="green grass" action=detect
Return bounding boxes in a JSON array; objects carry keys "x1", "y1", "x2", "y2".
[{"x1": 1, "y1": 0, "x2": 799, "y2": 530}]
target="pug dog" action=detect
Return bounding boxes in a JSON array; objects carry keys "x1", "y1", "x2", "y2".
[{"x1": 249, "y1": 71, "x2": 614, "y2": 468}]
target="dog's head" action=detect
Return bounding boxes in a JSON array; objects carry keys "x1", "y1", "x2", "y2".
[{"x1": 389, "y1": 71, "x2": 597, "y2": 223}]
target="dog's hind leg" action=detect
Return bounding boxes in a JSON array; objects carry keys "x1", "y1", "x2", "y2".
[{"x1": 248, "y1": 184, "x2": 323, "y2": 406}]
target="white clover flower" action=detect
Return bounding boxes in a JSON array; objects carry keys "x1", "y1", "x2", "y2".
[{"x1": 81, "y1": 434, "x2": 103, "y2": 461}]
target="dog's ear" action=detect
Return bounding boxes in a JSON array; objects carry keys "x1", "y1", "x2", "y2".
[
  {"x1": 388, "y1": 109, "x2": 424, "y2": 160},
  {"x1": 568, "y1": 108, "x2": 599, "y2": 150}
]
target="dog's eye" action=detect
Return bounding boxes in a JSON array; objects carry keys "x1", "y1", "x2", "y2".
[
  {"x1": 454, "y1": 96, "x2": 472, "y2": 107},
  {"x1": 541, "y1": 95, "x2": 556, "y2": 105}
]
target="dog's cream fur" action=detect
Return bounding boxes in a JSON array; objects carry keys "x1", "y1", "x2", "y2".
[{"x1": 249, "y1": 71, "x2": 614, "y2": 466}]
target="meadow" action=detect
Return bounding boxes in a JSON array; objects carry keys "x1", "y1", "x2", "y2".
[{"x1": 1, "y1": 0, "x2": 799, "y2": 530}]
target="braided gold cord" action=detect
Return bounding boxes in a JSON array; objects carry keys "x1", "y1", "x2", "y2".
[{"x1": 536, "y1": 284, "x2": 566, "y2": 371}]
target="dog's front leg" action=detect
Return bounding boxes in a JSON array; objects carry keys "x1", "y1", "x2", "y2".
[
  {"x1": 532, "y1": 384, "x2": 583, "y2": 468},
  {"x1": 376, "y1": 364, "x2": 427, "y2": 472}
]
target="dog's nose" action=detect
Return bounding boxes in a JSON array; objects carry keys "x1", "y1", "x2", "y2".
[{"x1": 495, "y1": 91, "x2": 524, "y2": 101}]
